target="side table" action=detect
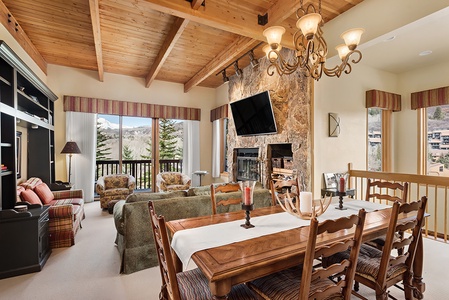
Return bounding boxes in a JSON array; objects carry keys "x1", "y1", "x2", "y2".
[
  {"x1": 321, "y1": 188, "x2": 355, "y2": 210},
  {"x1": 193, "y1": 170, "x2": 208, "y2": 186}
]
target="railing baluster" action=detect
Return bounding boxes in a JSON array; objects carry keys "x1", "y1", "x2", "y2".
[
  {"x1": 95, "y1": 159, "x2": 182, "y2": 191},
  {"x1": 348, "y1": 167, "x2": 449, "y2": 242}
]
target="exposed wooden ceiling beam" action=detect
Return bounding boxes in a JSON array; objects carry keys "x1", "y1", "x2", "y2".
[
  {"x1": 89, "y1": 0, "x2": 104, "y2": 82},
  {"x1": 0, "y1": 0, "x2": 47, "y2": 74},
  {"x1": 265, "y1": 0, "x2": 303, "y2": 27},
  {"x1": 184, "y1": 36, "x2": 255, "y2": 93},
  {"x1": 143, "y1": 0, "x2": 265, "y2": 41},
  {"x1": 190, "y1": 0, "x2": 204, "y2": 10},
  {"x1": 145, "y1": 17, "x2": 189, "y2": 88},
  {"x1": 145, "y1": 0, "x2": 303, "y2": 91}
]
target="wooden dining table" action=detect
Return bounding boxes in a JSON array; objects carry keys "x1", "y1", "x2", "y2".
[{"x1": 166, "y1": 202, "x2": 426, "y2": 299}]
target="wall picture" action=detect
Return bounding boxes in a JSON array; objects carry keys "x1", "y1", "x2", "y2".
[{"x1": 323, "y1": 173, "x2": 337, "y2": 189}]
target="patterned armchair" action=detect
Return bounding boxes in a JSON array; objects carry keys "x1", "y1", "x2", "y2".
[
  {"x1": 156, "y1": 172, "x2": 191, "y2": 192},
  {"x1": 96, "y1": 174, "x2": 136, "y2": 209}
]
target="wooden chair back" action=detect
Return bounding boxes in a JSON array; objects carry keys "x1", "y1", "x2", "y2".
[
  {"x1": 371, "y1": 197, "x2": 428, "y2": 295},
  {"x1": 299, "y1": 209, "x2": 366, "y2": 299},
  {"x1": 365, "y1": 179, "x2": 409, "y2": 203},
  {"x1": 210, "y1": 183, "x2": 242, "y2": 215},
  {"x1": 270, "y1": 177, "x2": 300, "y2": 206},
  {"x1": 148, "y1": 201, "x2": 181, "y2": 300}
]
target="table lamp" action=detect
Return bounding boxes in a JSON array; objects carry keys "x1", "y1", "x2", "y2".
[{"x1": 61, "y1": 141, "x2": 81, "y2": 183}]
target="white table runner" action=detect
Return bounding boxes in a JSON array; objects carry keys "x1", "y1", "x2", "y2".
[{"x1": 171, "y1": 200, "x2": 390, "y2": 268}]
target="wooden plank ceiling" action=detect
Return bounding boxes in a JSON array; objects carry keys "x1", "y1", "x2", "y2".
[{"x1": 1, "y1": 0, "x2": 363, "y2": 92}]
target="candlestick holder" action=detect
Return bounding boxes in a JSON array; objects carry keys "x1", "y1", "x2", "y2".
[{"x1": 241, "y1": 204, "x2": 255, "y2": 228}]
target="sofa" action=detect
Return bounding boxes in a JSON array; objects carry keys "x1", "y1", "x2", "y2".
[
  {"x1": 96, "y1": 174, "x2": 136, "y2": 209},
  {"x1": 16, "y1": 177, "x2": 85, "y2": 248},
  {"x1": 113, "y1": 184, "x2": 272, "y2": 274}
]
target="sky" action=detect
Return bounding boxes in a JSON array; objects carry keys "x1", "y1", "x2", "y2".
[
  {"x1": 99, "y1": 114, "x2": 152, "y2": 127},
  {"x1": 99, "y1": 114, "x2": 182, "y2": 128}
]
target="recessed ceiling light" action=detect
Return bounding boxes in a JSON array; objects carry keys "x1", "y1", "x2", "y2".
[
  {"x1": 419, "y1": 50, "x2": 432, "y2": 56},
  {"x1": 384, "y1": 36, "x2": 396, "y2": 42}
]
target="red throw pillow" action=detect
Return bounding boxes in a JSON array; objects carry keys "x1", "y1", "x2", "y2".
[
  {"x1": 34, "y1": 183, "x2": 55, "y2": 204},
  {"x1": 20, "y1": 189, "x2": 42, "y2": 205}
]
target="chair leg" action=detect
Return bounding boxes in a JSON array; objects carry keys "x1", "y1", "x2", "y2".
[
  {"x1": 375, "y1": 287, "x2": 388, "y2": 300},
  {"x1": 354, "y1": 281, "x2": 360, "y2": 292}
]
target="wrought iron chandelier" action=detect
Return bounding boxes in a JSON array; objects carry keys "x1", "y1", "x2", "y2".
[{"x1": 262, "y1": 0, "x2": 364, "y2": 81}]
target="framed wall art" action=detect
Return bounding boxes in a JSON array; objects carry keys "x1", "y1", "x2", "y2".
[{"x1": 323, "y1": 172, "x2": 337, "y2": 189}]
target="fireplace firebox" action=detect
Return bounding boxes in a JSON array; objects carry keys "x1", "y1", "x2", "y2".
[{"x1": 234, "y1": 148, "x2": 260, "y2": 182}]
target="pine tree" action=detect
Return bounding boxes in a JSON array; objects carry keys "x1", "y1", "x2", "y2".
[
  {"x1": 159, "y1": 119, "x2": 181, "y2": 159},
  {"x1": 433, "y1": 107, "x2": 444, "y2": 120},
  {"x1": 96, "y1": 122, "x2": 111, "y2": 160},
  {"x1": 141, "y1": 139, "x2": 152, "y2": 159},
  {"x1": 122, "y1": 145, "x2": 133, "y2": 160}
]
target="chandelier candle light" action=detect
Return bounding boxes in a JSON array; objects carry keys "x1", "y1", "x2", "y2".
[
  {"x1": 262, "y1": 0, "x2": 364, "y2": 80},
  {"x1": 239, "y1": 180, "x2": 256, "y2": 229}
]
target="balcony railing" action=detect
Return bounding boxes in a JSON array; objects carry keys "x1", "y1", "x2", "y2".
[
  {"x1": 95, "y1": 159, "x2": 183, "y2": 190},
  {"x1": 347, "y1": 163, "x2": 449, "y2": 242}
]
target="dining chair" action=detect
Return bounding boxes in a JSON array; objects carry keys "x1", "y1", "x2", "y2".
[
  {"x1": 210, "y1": 182, "x2": 242, "y2": 215},
  {"x1": 148, "y1": 201, "x2": 257, "y2": 300},
  {"x1": 247, "y1": 209, "x2": 366, "y2": 300},
  {"x1": 270, "y1": 177, "x2": 300, "y2": 206},
  {"x1": 365, "y1": 179, "x2": 408, "y2": 204},
  {"x1": 365, "y1": 179, "x2": 409, "y2": 251},
  {"x1": 325, "y1": 197, "x2": 428, "y2": 300}
]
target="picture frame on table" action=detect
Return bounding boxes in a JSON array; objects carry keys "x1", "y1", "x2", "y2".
[{"x1": 323, "y1": 173, "x2": 337, "y2": 189}]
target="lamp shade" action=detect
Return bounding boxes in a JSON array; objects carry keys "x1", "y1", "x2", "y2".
[
  {"x1": 340, "y1": 28, "x2": 364, "y2": 50},
  {"x1": 335, "y1": 44, "x2": 350, "y2": 60},
  {"x1": 263, "y1": 44, "x2": 282, "y2": 60},
  {"x1": 263, "y1": 26, "x2": 285, "y2": 47},
  {"x1": 296, "y1": 13, "x2": 322, "y2": 39},
  {"x1": 61, "y1": 141, "x2": 81, "y2": 154}
]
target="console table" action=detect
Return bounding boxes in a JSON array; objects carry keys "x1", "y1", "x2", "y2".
[{"x1": 0, "y1": 205, "x2": 51, "y2": 279}]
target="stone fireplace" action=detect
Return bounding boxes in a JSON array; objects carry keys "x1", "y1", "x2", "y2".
[{"x1": 226, "y1": 49, "x2": 312, "y2": 190}]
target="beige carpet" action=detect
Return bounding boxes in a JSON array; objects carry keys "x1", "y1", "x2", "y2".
[{"x1": 0, "y1": 201, "x2": 447, "y2": 300}]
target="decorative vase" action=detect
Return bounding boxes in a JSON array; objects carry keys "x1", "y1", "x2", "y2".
[
  {"x1": 334, "y1": 173, "x2": 349, "y2": 192},
  {"x1": 239, "y1": 180, "x2": 256, "y2": 228}
]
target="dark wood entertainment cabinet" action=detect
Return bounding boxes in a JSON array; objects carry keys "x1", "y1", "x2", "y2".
[
  {"x1": 0, "y1": 206, "x2": 51, "y2": 279},
  {"x1": 0, "y1": 40, "x2": 58, "y2": 210}
]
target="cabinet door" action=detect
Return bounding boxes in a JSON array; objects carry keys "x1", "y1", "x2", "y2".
[{"x1": 28, "y1": 127, "x2": 51, "y2": 184}]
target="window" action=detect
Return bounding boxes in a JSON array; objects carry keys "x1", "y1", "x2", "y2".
[
  {"x1": 96, "y1": 114, "x2": 184, "y2": 190},
  {"x1": 426, "y1": 105, "x2": 449, "y2": 176},
  {"x1": 367, "y1": 108, "x2": 382, "y2": 171}
]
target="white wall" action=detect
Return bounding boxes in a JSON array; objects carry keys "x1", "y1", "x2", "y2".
[
  {"x1": 396, "y1": 61, "x2": 449, "y2": 173},
  {"x1": 46, "y1": 65, "x2": 217, "y2": 184},
  {"x1": 313, "y1": 61, "x2": 399, "y2": 197}
]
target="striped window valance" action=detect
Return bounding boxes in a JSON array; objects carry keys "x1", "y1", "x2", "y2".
[
  {"x1": 63, "y1": 95, "x2": 201, "y2": 121},
  {"x1": 210, "y1": 104, "x2": 229, "y2": 122},
  {"x1": 366, "y1": 89, "x2": 401, "y2": 112},
  {"x1": 411, "y1": 86, "x2": 449, "y2": 110}
]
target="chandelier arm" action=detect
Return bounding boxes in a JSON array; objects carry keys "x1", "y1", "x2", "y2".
[
  {"x1": 264, "y1": 0, "x2": 362, "y2": 80},
  {"x1": 322, "y1": 50, "x2": 362, "y2": 77}
]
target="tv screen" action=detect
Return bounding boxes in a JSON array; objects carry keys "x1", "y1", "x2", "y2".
[{"x1": 230, "y1": 91, "x2": 277, "y2": 136}]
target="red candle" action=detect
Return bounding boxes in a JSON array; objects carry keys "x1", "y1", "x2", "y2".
[
  {"x1": 245, "y1": 187, "x2": 251, "y2": 205},
  {"x1": 339, "y1": 177, "x2": 345, "y2": 193}
]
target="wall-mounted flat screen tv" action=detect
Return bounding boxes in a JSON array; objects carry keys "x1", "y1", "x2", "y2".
[{"x1": 230, "y1": 91, "x2": 277, "y2": 136}]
